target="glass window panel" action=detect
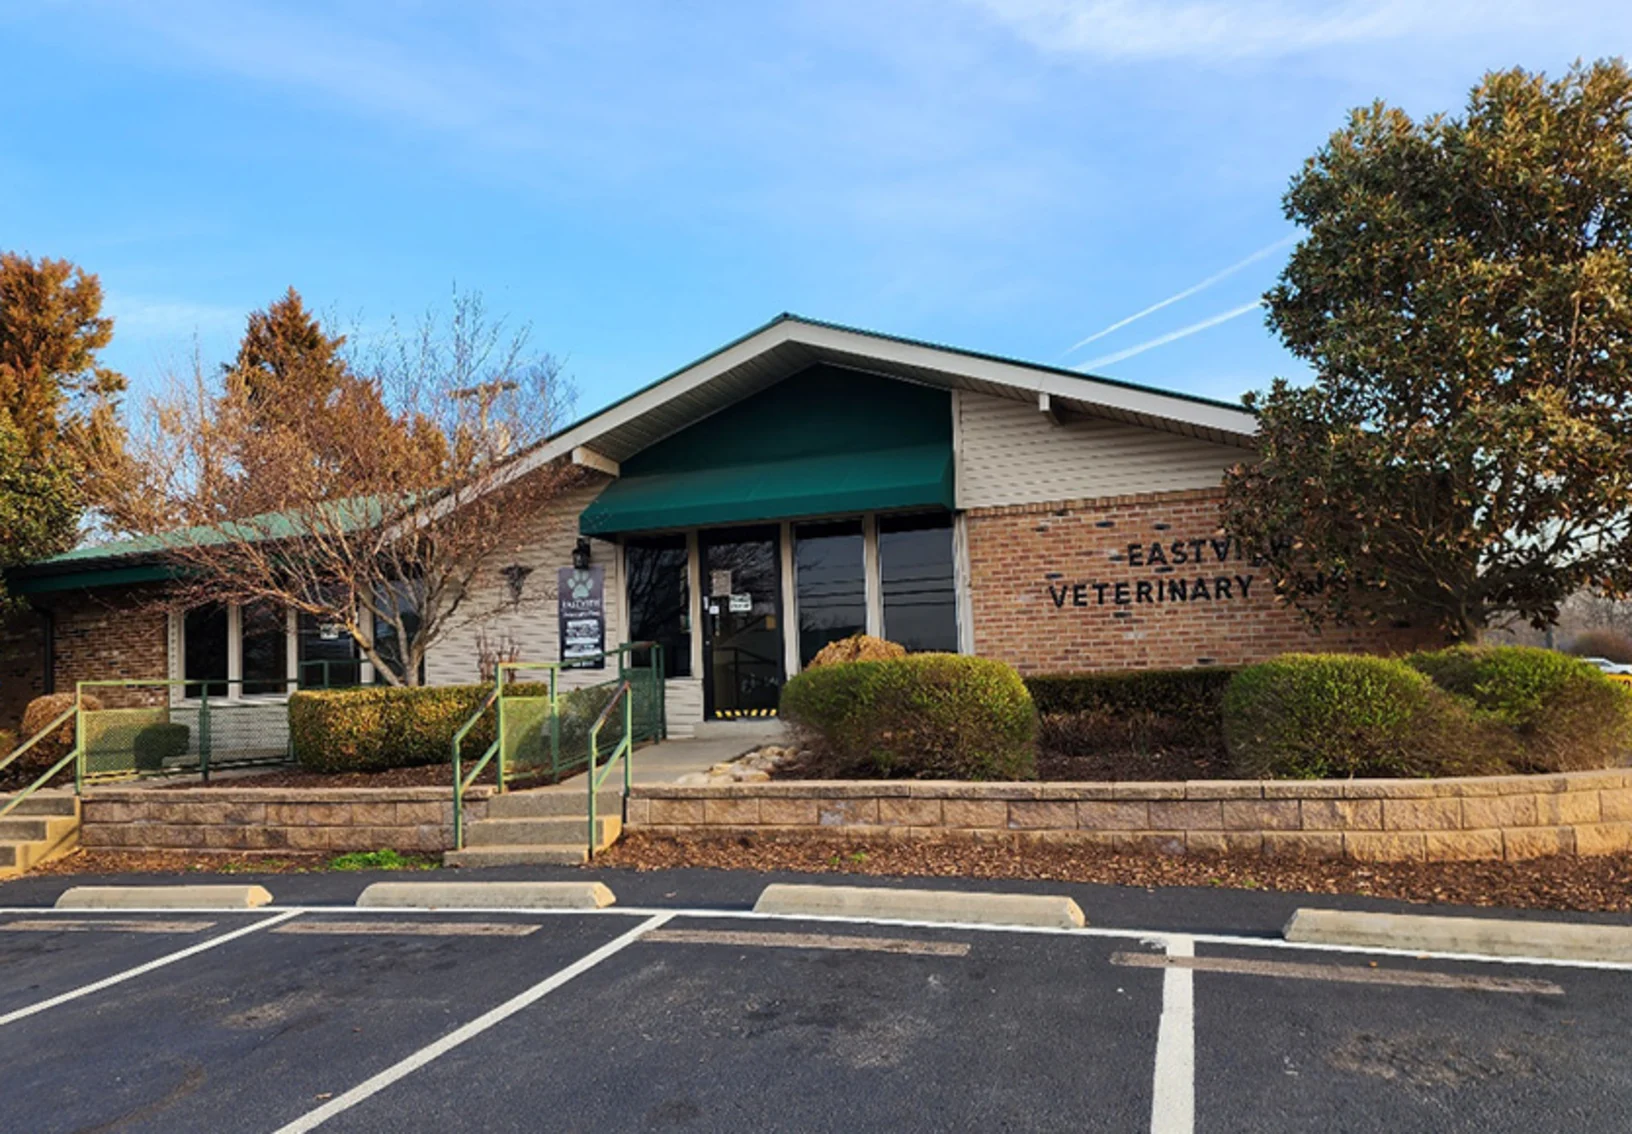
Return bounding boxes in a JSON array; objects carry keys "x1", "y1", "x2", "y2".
[
  {"x1": 372, "y1": 579, "x2": 424, "y2": 685},
  {"x1": 795, "y1": 520, "x2": 865, "y2": 666},
  {"x1": 240, "y1": 601, "x2": 288, "y2": 696},
  {"x1": 879, "y1": 513, "x2": 958, "y2": 653},
  {"x1": 298, "y1": 605, "x2": 362, "y2": 688},
  {"x1": 625, "y1": 535, "x2": 691, "y2": 678},
  {"x1": 183, "y1": 604, "x2": 229, "y2": 699}
]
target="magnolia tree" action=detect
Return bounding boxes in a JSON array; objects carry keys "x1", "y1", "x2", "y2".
[
  {"x1": 1225, "y1": 60, "x2": 1632, "y2": 641},
  {"x1": 101, "y1": 288, "x2": 577, "y2": 685}
]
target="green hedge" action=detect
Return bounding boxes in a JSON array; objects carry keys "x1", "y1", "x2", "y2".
[
  {"x1": 1408, "y1": 645, "x2": 1632, "y2": 772},
  {"x1": 133, "y1": 723, "x2": 190, "y2": 772},
  {"x1": 1223, "y1": 654, "x2": 1491, "y2": 780},
  {"x1": 780, "y1": 653, "x2": 1037, "y2": 780},
  {"x1": 290, "y1": 684, "x2": 496, "y2": 773}
]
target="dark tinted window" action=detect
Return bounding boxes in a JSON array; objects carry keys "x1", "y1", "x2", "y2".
[
  {"x1": 298, "y1": 609, "x2": 362, "y2": 688},
  {"x1": 626, "y1": 535, "x2": 690, "y2": 678},
  {"x1": 372, "y1": 579, "x2": 423, "y2": 685},
  {"x1": 795, "y1": 520, "x2": 865, "y2": 666},
  {"x1": 183, "y1": 604, "x2": 229, "y2": 698},
  {"x1": 879, "y1": 513, "x2": 957, "y2": 653},
  {"x1": 240, "y1": 602, "x2": 288, "y2": 696}
]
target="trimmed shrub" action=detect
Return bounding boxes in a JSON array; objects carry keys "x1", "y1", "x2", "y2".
[
  {"x1": 780, "y1": 653, "x2": 1037, "y2": 780},
  {"x1": 807, "y1": 634, "x2": 908, "y2": 669},
  {"x1": 1567, "y1": 629, "x2": 1632, "y2": 666},
  {"x1": 290, "y1": 684, "x2": 496, "y2": 773},
  {"x1": 1026, "y1": 668, "x2": 1233, "y2": 755},
  {"x1": 1223, "y1": 654, "x2": 1492, "y2": 780},
  {"x1": 133, "y1": 723, "x2": 191, "y2": 772},
  {"x1": 16, "y1": 692, "x2": 104, "y2": 778},
  {"x1": 1408, "y1": 645, "x2": 1632, "y2": 772}
]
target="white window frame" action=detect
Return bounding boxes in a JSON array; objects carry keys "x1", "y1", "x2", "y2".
[{"x1": 171, "y1": 601, "x2": 373, "y2": 704}]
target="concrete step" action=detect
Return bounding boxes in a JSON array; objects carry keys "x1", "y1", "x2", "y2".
[
  {"x1": 0, "y1": 818, "x2": 49, "y2": 841},
  {"x1": 465, "y1": 815, "x2": 621, "y2": 848},
  {"x1": 0, "y1": 814, "x2": 79, "y2": 879},
  {"x1": 486, "y1": 790, "x2": 623, "y2": 819},
  {"x1": 443, "y1": 844, "x2": 590, "y2": 867},
  {"x1": 0, "y1": 794, "x2": 78, "y2": 817}
]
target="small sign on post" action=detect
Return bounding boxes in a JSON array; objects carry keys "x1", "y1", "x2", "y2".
[{"x1": 558, "y1": 566, "x2": 606, "y2": 669}]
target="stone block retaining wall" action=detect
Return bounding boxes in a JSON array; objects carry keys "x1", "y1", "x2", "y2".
[
  {"x1": 627, "y1": 770, "x2": 1632, "y2": 862},
  {"x1": 81, "y1": 787, "x2": 492, "y2": 854}
]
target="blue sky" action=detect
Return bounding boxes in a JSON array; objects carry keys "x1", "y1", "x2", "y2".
[{"x1": 4, "y1": 1, "x2": 1630, "y2": 417}]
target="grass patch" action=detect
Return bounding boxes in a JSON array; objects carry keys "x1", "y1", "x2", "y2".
[{"x1": 324, "y1": 848, "x2": 438, "y2": 872}]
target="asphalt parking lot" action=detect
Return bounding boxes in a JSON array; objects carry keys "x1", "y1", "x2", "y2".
[{"x1": 2, "y1": 869, "x2": 1630, "y2": 1133}]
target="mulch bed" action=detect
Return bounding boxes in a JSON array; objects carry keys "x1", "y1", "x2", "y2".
[
  {"x1": 601, "y1": 832, "x2": 1632, "y2": 914},
  {"x1": 1035, "y1": 746, "x2": 1236, "y2": 782},
  {"x1": 151, "y1": 764, "x2": 565, "y2": 791},
  {"x1": 154, "y1": 764, "x2": 476, "y2": 790}
]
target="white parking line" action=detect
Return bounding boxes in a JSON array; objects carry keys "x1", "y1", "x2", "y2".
[
  {"x1": 3, "y1": 903, "x2": 1632, "y2": 973},
  {"x1": 271, "y1": 912, "x2": 674, "y2": 1134},
  {"x1": 1150, "y1": 935, "x2": 1195, "y2": 1134},
  {"x1": 0, "y1": 910, "x2": 303, "y2": 1027}
]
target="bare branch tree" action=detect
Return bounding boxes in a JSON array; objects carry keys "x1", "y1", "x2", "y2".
[{"x1": 99, "y1": 287, "x2": 578, "y2": 686}]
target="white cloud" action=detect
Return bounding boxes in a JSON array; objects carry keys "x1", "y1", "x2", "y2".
[{"x1": 962, "y1": 0, "x2": 1550, "y2": 62}]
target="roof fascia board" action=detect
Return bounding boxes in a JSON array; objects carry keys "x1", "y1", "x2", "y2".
[
  {"x1": 494, "y1": 319, "x2": 802, "y2": 487},
  {"x1": 791, "y1": 321, "x2": 1258, "y2": 440}
]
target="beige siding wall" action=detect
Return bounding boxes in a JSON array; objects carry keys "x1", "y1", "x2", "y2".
[
  {"x1": 955, "y1": 390, "x2": 1244, "y2": 510},
  {"x1": 422, "y1": 478, "x2": 621, "y2": 688}
]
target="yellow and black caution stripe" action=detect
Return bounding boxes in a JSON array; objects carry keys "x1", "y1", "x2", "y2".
[{"x1": 712, "y1": 708, "x2": 779, "y2": 719}]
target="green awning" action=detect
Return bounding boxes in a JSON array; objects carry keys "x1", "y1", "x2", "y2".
[{"x1": 579, "y1": 443, "x2": 954, "y2": 536}]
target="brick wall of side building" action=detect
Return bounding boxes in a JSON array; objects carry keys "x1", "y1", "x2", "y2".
[
  {"x1": 965, "y1": 487, "x2": 1441, "y2": 674},
  {"x1": 0, "y1": 588, "x2": 172, "y2": 729},
  {"x1": 0, "y1": 609, "x2": 48, "y2": 733},
  {"x1": 47, "y1": 587, "x2": 170, "y2": 709}
]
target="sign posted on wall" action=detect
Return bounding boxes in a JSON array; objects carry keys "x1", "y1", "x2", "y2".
[{"x1": 558, "y1": 565, "x2": 606, "y2": 668}]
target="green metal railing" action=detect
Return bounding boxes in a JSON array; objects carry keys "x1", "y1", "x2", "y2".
[
  {"x1": 586, "y1": 680, "x2": 634, "y2": 859},
  {"x1": 450, "y1": 642, "x2": 665, "y2": 852},
  {"x1": 0, "y1": 665, "x2": 363, "y2": 823},
  {"x1": 451, "y1": 684, "x2": 501, "y2": 850},
  {"x1": 0, "y1": 703, "x2": 80, "y2": 822}
]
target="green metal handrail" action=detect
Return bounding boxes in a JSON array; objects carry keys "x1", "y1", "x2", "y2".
[
  {"x1": 0, "y1": 703, "x2": 80, "y2": 822},
  {"x1": 448, "y1": 641, "x2": 665, "y2": 851},
  {"x1": 586, "y1": 680, "x2": 634, "y2": 858},
  {"x1": 450, "y1": 684, "x2": 502, "y2": 850}
]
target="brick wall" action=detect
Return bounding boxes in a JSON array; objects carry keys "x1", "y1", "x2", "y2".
[
  {"x1": 47, "y1": 588, "x2": 170, "y2": 710},
  {"x1": 966, "y1": 487, "x2": 1440, "y2": 673},
  {"x1": 81, "y1": 786, "x2": 491, "y2": 853},
  {"x1": 0, "y1": 588, "x2": 170, "y2": 731},
  {"x1": 628, "y1": 770, "x2": 1632, "y2": 862},
  {"x1": 0, "y1": 609, "x2": 47, "y2": 733}
]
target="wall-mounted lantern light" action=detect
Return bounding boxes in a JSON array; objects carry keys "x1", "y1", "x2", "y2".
[{"x1": 572, "y1": 537, "x2": 593, "y2": 572}]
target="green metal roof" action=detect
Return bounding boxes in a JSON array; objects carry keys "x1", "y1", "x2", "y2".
[{"x1": 6, "y1": 497, "x2": 391, "y2": 591}]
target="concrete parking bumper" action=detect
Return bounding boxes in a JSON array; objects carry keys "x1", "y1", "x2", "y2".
[
  {"x1": 354, "y1": 881, "x2": 617, "y2": 910},
  {"x1": 1285, "y1": 908, "x2": 1632, "y2": 964},
  {"x1": 753, "y1": 883, "x2": 1086, "y2": 929},
  {"x1": 53, "y1": 885, "x2": 274, "y2": 910}
]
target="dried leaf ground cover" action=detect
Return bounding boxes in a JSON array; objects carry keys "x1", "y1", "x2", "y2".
[{"x1": 602, "y1": 832, "x2": 1632, "y2": 914}]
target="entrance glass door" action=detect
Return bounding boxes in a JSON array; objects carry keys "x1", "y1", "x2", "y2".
[{"x1": 701, "y1": 527, "x2": 784, "y2": 717}]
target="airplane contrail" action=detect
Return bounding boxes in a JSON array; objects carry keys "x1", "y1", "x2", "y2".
[
  {"x1": 1063, "y1": 234, "x2": 1296, "y2": 356},
  {"x1": 1079, "y1": 299, "x2": 1266, "y2": 371}
]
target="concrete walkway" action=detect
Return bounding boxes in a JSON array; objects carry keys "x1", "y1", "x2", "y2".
[{"x1": 538, "y1": 719, "x2": 786, "y2": 792}]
